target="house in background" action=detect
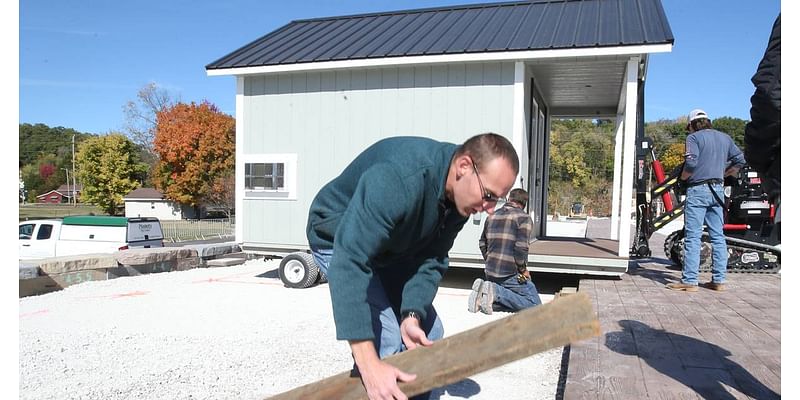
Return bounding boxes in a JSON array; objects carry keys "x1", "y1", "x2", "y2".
[
  {"x1": 123, "y1": 188, "x2": 204, "y2": 220},
  {"x1": 206, "y1": 0, "x2": 674, "y2": 276},
  {"x1": 36, "y1": 184, "x2": 82, "y2": 204}
]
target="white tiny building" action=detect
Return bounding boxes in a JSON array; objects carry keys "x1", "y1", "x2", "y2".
[
  {"x1": 207, "y1": 0, "x2": 674, "y2": 282},
  {"x1": 124, "y1": 188, "x2": 187, "y2": 221}
]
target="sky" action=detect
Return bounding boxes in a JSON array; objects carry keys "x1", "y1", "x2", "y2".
[{"x1": 18, "y1": 0, "x2": 781, "y2": 135}]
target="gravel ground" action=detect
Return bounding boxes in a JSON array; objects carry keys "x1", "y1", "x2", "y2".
[{"x1": 19, "y1": 259, "x2": 563, "y2": 400}]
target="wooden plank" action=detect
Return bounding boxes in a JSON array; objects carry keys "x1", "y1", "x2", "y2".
[{"x1": 266, "y1": 292, "x2": 600, "y2": 400}]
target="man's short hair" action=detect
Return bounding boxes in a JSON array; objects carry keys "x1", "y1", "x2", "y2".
[
  {"x1": 456, "y1": 133, "x2": 520, "y2": 175},
  {"x1": 508, "y1": 188, "x2": 528, "y2": 208}
]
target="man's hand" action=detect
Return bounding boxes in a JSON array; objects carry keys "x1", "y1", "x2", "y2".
[
  {"x1": 521, "y1": 268, "x2": 531, "y2": 281},
  {"x1": 350, "y1": 340, "x2": 416, "y2": 400},
  {"x1": 400, "y1": 315, "x2": 433, "y2": 351}
]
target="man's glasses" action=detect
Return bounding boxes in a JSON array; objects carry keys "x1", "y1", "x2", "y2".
[{"x1": 472, "y1": 161, "x2": 505, "y2": 203}]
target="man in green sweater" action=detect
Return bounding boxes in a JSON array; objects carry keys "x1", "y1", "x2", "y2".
[{"x1": 307, "y1": 133, "x2": 518, "y2": 400}]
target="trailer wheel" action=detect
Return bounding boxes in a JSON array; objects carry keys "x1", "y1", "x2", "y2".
[{"x1": 278, "y1": 252, "x2": 319, "y2": 289}]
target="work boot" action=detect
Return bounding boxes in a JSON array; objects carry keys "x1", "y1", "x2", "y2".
[
  {"x1": 701, "y1": 281, "x2": 726, "y2": 291},
  {"x1": 666, "y1": 282, "x2": 699, "y2": 292},
  {"x1": 468, "y1": 278, "x2": 484, "y2": 313},
  {"x1": 479, "y1": 281, "x2": 495, "y2": 315}
]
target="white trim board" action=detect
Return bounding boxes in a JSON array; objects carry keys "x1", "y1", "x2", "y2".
[{"x1": 207, "y1": 44, "x2": 672, "y2": 77}]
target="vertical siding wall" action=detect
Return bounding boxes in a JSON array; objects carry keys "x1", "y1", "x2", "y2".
[{"x1": 242, "y1": 62, "x2": 515, "y2": 256}]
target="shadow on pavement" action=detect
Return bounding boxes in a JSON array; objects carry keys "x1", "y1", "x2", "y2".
[{"x1": 606, "y1": 320, "x2": 779, "y2": 400}]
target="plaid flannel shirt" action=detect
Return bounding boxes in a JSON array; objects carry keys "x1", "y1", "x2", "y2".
[{"x1": 478, "y1": 202, "x2": 532, "y2": 279}]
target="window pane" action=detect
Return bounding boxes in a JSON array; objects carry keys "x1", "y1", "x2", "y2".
[
  {"x1": 276, "y1": 177, "x2": 284, "y2": 188},
  {"x1": 37, "y1": 224, "x2": 53, "y2": 240},
  {"x1": 253, "y1": 163, "x2": 266, "y2": 176},
  {"x1": 265, "y1": 164, "x2": 273, "y2": 176},
  {"x1": 276, "y1": 163, "x2": 284, "y2": 176},
  {"x1": 19, "y1": 224, "x2": 35, "y2": 239},
  {"x1": 252, "y1": 177, "x2": 267, "y2": 188},
  {"x1": 244, "y1": 163, "x2": 251, "y2": 175},
  {"x1": 245, "y1": 177, "x2": 252, "y2": 189},
  {"x1": 265, "y1": 177, "x2": 273, "y2": 189}
]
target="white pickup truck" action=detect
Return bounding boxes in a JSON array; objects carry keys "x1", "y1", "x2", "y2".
[{"x1": 19, "y1": 216, "x2": 164, "y2": 260}]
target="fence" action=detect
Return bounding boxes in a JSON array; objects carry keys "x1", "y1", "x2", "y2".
[{"x1": 160, "y1": 219, "x2": 235, "y2": 242}]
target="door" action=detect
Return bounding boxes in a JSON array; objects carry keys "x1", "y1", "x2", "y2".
[
  {"x1": 19, "y1": 222, "x2": 57, "y2": 259},
  {"x1": 527, "y1": 81, "x2": 547, "y2": 239}
]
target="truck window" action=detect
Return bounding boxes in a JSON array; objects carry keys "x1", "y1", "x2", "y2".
[
  {"x1": 19, "y1": 223, "x2": 35, "y2": 240},
  {"x1": 36, "y1": 224, "x2": 54, "y2": 240}
]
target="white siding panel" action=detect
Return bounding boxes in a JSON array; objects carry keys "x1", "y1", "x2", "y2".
[
  {"x1": 124, "y1": 201, "x2": 182, "y2": 221},
  {"x1": 241, "y1": 62, "x2": 516, "y2": 254}
]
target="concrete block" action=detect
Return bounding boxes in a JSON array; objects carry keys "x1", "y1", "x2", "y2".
[
  {"x1": 19, "y1": 269, "x2": 108, "y2": 298},
  {"x1": 176, "y1": 256, "x2": 202, "y2": 271},
  {"x1": 19, "y1": 262, "x2": 40, "y2": 280},
  {"x1": 114, "y1": 247, "x2": 198, "y2": 266},
  {"x1": 37, "y1": 254, "x2": 119, "y2": 275}
]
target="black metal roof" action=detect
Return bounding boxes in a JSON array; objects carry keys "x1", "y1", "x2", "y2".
[{"x1": 207, "y1": 0, "x2": 673, "y2": 71}]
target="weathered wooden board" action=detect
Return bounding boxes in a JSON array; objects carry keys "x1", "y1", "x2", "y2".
[{"x1": 266, "y1": 292, "x2": 600, "y2": 400}]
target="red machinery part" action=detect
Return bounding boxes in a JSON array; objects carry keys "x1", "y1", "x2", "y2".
[{"x1": 652, "y1": 158, "x2": 674, "y2": 211}]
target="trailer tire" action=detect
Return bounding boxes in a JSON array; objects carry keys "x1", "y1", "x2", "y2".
[{"x1": 278, "y1": 252, "x2": 319, "y2": 289}]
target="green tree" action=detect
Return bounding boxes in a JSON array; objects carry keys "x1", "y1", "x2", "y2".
[
  {"x1": 712, "y1": 116, "x2": 746, "y2": 149},
  {"x1": 547, "y1": 119, "x2": 615, "y2": 216},
  {"x1": 76, "y1": 134, "x2": 148, "y2": 215},
  {"x1": 19, "y1": 123, "x2": 93, "y2": 166}
]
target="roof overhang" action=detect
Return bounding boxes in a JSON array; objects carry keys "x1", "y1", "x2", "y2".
[{"x1": 206, "y1": 43, "x2": 671, "y2": 77}]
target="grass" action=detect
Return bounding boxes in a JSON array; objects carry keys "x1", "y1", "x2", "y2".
[{"x1": 19, "y1": 204, "x2": 109, "y2": 221}]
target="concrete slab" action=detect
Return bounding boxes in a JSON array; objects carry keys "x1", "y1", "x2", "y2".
[{"x1": 206, "y1": 257, "x2": 246, "y2": 267}]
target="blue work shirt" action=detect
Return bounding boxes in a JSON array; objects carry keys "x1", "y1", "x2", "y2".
[{"x1": 684, "y1": 128, "x2": 745, "y2": 184}]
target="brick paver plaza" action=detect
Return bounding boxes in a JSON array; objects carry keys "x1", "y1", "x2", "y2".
[{"x1": 564, "y1": 260, "x2": 781, "y2": 399}]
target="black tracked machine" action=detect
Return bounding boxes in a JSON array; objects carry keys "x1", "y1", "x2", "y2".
[{"x1": 630, "y1": 138, "x2": 780, "y2": 273}]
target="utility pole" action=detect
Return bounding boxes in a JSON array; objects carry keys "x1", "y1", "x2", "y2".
[
  {"x1": 72, "y1": 134, "x2": 77, "y2": 206},
  {"x1": 62, "y1": 168, "x2": 70, "y2": 204}
]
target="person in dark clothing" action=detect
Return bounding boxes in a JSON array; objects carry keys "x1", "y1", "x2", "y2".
[
  {"x1": 667, "y1": 110, "x2": 745, "y2": 293},
  {"x1": 471, "y1": 188, "x2": 542, "y2": 314},
  {"x1": 306, "y1": 133, "x2": 519, "y2": 400},
  {"x1": 744, "y1": 14, "x2": 780, "y2": 228}
]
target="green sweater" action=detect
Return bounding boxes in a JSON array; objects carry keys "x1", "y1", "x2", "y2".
[{"x1": 306, "y1": 137, "x2": 468, "y2": 340}]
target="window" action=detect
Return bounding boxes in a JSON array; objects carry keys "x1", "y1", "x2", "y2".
[
  {"x1": 19, "y1": 223, "x2": 35, "y2": 240},
  {"x1": 242, "y1": 154, "x2": 297, "y2": 200},
  {"x1": 36, "y1": 224, "x2": 53, "y2": 240},
  {"x1": 245, "y1": 163, "x2": 285, "y2": 190}
]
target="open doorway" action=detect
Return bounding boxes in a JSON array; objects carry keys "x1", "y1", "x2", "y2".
[{"x1": 545, "y1": 118, "x2": 616, "y2": 239}]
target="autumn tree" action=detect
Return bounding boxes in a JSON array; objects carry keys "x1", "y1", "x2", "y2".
[
  {"x1": 123, "y1": 83, "x2": 179, "y2": 152},
  {"x1": 123, "y1": 83, "x2": 179, "y2": 184},
  {"x1": 660, "y1": 142, "x2": 686, "y2": 173},
  {"x1": 76, "y1": 134, "x2": 148, "y2": 215},
  {"x1": 152, "y1": 101, "x2": 235, "y2": 214},
  {"x1": 205, "y1": 172, "x2": 235, "y2": 218}
]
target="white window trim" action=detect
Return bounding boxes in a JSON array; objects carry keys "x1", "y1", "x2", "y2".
[{"x1": 241, "y1": 153, "x2": 298, "y2": 200}]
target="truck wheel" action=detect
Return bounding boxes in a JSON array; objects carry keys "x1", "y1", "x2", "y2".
[{"x1": 278, "y1": 252, "x2": 319, "y2": 289}]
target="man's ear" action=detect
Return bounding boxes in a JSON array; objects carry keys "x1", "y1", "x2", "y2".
[{"x1": 454, "y1": 154, "x2": 472, "y2": 175}]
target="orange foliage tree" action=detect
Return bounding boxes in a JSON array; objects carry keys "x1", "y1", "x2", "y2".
[{"x1": 152, "y1": 101, "x2": 235, "y2": 211}]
